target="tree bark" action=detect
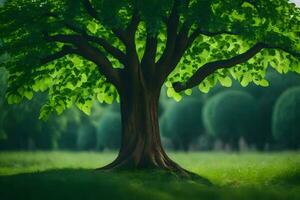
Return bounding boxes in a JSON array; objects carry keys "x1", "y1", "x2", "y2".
[
  {"x1": 99, "y1": 91, "x2": 174, "y2": 170},
  {"x1": 98, "y1": 81, "x2": 190, "y2": 174},
  {"x1": 97, "y1": 69, "x2": 211, "y2": 183}
]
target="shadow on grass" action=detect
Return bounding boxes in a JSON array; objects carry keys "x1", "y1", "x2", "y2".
[
  {"x1": 272, "y1": 167, "x2": 300, "y2": 186},
  {"x1": 0, "y1": 169, "x2": 299, "y2": 200},
  {"x1": 0, "y1": 169, "x2": 214, "y2": 200}
]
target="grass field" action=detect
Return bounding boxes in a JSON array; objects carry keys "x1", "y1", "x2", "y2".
[{"x1": 0, "y1": 151, "x2": 299, "y2": 200}]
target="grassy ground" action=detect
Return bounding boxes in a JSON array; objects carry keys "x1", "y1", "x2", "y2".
[{"x1": 0, "y1": 151, "x2": 299, "y2": 200}]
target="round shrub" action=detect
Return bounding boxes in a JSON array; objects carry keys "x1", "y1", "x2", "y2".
[
  {"x1": 253, "y1": 71, "x2": 300, "y2": 148},
  {"x1": 160, "y1": 98, "x2": 204, "y2": 151},
  {"x1": 202, "y1": 90, "x2": 258, "y2": 150},
  {"x1": 96, "y1": 112, "x2": 121, "y2": 150},
  {"x1": 272, "y1": 87, "x2": 300, "y2": 149}
]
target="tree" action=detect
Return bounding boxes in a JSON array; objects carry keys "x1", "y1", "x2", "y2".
[
  {"x1": 272, "y1": 87, "x2": 300, "y2": 149},
  {"x1": 160, "y1": 99, "x2": 204, "y2": 151},
  {"x1": 202, "y1": 90, "x2": 258, "y2": 150},
  {"x1": 0, "y1": 67, "x2": 8, "y2": 140},
  {"x1": 0, "y1": 0, "x2": 299, "y2": 173},
  {"x1": 77, "y1": 116, "x2": 97, "y2": 150},
  {"x1": 252, "y1": 71, "x2": 300, "y2": 149},
  {"x1": 202, "y1": 70, "x2": 300, "y2": 149},
  {"x1": 96, "y1": 112, "x2": 121, "y2": 151},
  {"x1": 0, "y1": 94, "x2": 60, "y2": 150}
]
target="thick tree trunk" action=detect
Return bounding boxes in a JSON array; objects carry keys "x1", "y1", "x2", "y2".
[
  {"x1": 99, "y1": 85, "x2": 187, "y2": 173},
  {"x1": 98, "y1": 72, "x2": 211, "y2": 184}
]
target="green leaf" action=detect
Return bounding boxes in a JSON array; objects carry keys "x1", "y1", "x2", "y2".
[
  {"x1": 87, "y1": 22, "x2": 98, "y2": 34},
  {"x1": 259, "y1": 79, "x2": 269, "y2": 87},
  {"x1": 173, "y1": 93, "x2": 182, "y2": 102},
  {"x1": 184, "y1": 89, "x2": 192, "y2": 96},
  {"x1": 81, "y1": 74, "x2": 88, "y2": 82},
  {"x1": 77, "y1": 99, "x2": 93, "y2": 115},
  {"x1": 240, "y1": 73, "x2": 252, "y2": 87},
  {"x1": 218, "y1": 76, "x2": 232, "y2": 87},
  {"x1": 167, "y1": 87, "x2": 176, "y2": 98},
  {"x1": 97, "y1": 93, "x2": 104, "y2": 103},
  {"x1": 39, "y1": 105, "x2": 52, "y2": 121},
  {"x1": 165, "y1": 81, "x2": 172, "y2": 87},
  {"x1": 55, "y1": 105, "x2": 64, "y2": 115},
  {"x1": 198, "y1": 84, "x2": 210, "y2": 93},
  {"x1": 103, "y1": 95, "x2": 113, "y2": 104},
  {"x1": 7, "y1": 94, "x2": 22, "y2": 104},
  {"x1": 24, "y1": 91, "x2": 33, "y2": 100}
]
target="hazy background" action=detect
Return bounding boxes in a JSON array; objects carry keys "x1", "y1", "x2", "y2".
[
  {"x1": 1, "y1": 67, "x2": 300, "y2": 152},
  {"x1": 0, "y1": 0, "x2": 299, "y2": 152}
]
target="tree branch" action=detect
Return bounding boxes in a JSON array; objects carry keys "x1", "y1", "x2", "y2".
[
  {"x1": 45, "y1": 13, "x2": 127, "y2": 65},
  {"x1": 45, "y1": 12, "x2": 86, "y2": 35},
  {"x1": 82, "y1": 0, "x2": 99, "y2": 20},
  {"x1": 40, "y1": 45, "x2": 78, "y2": 66},
  {"x1": 85, "y1": 35, "x2": 127, "y2": 65},
  {"x1": 121, "y1": 10, "x2": 142, "y2": 84},
  {"x1": 141, "y1": 33, "x2": 158, "y2": 82},
  {"x1": 127, "y1": 10, "x2": 140, "y2": 36},
  {"x1": 197, "y1": 29, "x2": 237, "y2": 37},
  {"x1": 44, "y1": 33, "x2": 121, "y2": 86},
  {"x1": 45, "y1": 32, "x2": 127, "y2": 65},
  {"x1": 80, "y1": 0, "x2": 142, "y2": 87},
  {"x1": 184, "y1": 28, "x2": 238, "y2": 49},
  {"x1": 157, "y1": 26, "x2": 237, "y2": 85},
  {"x1": 81, "y1": 0, "x2": 130, "y2": 46},
  {"x1": 158, "y1": 23, "x2": 193, "y2": 83},
  {"x1": 156, "y1": 26, "x2": 243, "y2": 86},
  {"x1": 156, "y1": 1, "x2": 180, "y2": 68},
  {"x1": 173, "y1": 42, "x2": 300, "y2": 92}
]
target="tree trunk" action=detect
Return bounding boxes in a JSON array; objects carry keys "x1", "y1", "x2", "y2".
[
  {"x1": 99, "y1": 85, "x2": 186, "y2": 172},
  {"x1": 97, "y1": 74, "x2": 212, "y2": 185}
]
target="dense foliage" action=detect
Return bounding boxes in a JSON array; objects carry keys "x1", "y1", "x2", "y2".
[{"x1": 0, "y1": 0, "x2": 299, "y2": 117}]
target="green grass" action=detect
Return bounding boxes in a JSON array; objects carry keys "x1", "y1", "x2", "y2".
[{"x1": 0, "y1": 151, "x2": 299, "y2": 200}]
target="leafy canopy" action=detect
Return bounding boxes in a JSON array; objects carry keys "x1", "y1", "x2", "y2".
[{"x1": 0, "y1": 0, "x2": 299, "y2": 118}]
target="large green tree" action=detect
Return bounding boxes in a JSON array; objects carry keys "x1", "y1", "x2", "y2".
[{"x1": 0, "y1": 0, "x2": 299, "y2": 173}]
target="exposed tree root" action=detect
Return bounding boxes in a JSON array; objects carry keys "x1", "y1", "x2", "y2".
[{"x1": 96, "y1": 154, "x2": 212, "y2": 186}]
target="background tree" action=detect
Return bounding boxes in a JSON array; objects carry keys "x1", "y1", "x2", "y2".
[
  {"x1": 0, "y1": 0, "x2": 299, "y2": 173},
  {"x1": 0, "y1": 94, "x2": 60, "y2": 150},
  {"x1": 160, "y1": 99, "x2": 204, "y2": 151},
  {"x1": 0, "y1": 67, "x2": 8, "y2": 141},
  {"x1": 76, "y1": 116, "x2": 97, "y2": 150},
  {"x1": 272, "y1": 87, "x2": 300, "y2": 149},
  {"x1": 202, "y1": 90, "x2": 258, "y2": 150},
  {"x1": 253, "y1": 71, "x2": 300, "y2": 148},
  {"x1": 203, "y1": 69, "x2": 300, "y2": 149},
  {"x1": 96, "y1": 112, "x2": 121, "y2": 151}
]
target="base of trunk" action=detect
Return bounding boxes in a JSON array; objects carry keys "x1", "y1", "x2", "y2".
[
  {"x1": 96, "y1": 87, "x2": 211, "y2": 185},
  {"x1": 96, "y1": 152, "x2": 212, "y2": 185}
]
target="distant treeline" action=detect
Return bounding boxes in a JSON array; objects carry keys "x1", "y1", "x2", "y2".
[{"x1": 0, "y1": 68, "x2": 299, "y2": 151}]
